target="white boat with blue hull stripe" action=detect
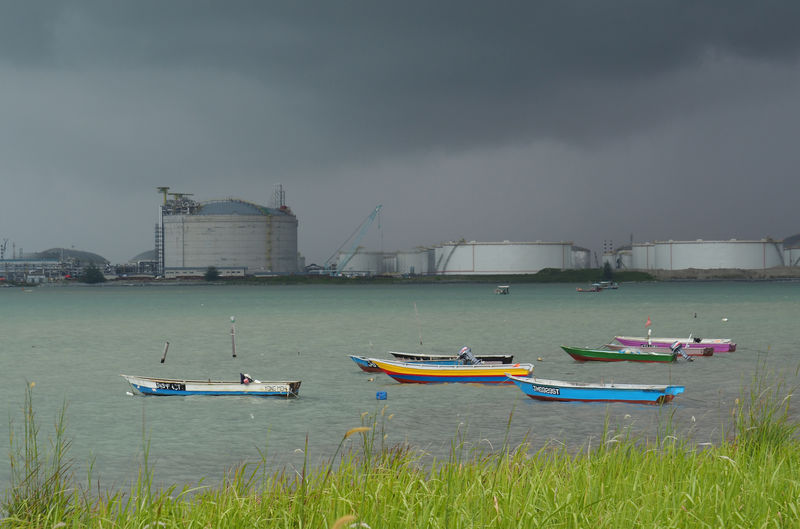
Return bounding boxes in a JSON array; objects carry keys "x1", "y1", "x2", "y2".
[
  {"x1": 121, "y1": 374, "x2": 301, "y2": 397},
  {"x1": 507, "y1": 374, "x2": 684, "y2": 405}
]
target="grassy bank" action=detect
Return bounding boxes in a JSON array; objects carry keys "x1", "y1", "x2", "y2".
[{"x1": 4, "y1": 374, "x2": 798, "y2": 528}]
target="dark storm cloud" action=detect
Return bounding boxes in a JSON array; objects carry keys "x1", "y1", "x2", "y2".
[
  {"x1": 7, "y1": 2, "x2": 800, "y2": 155},
  {"x1": 1, "y1": 1, "x2": 800, "y2": 263}
]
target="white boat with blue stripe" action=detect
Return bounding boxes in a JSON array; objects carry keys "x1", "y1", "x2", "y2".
[
  {"x1": 507, "y1": 374, "x2": 684, "y2": 405},
  {"x1": 121, "y1": 373, "x2": 301, "y2": 398}
]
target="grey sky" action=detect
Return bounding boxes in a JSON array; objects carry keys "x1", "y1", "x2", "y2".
[{"x1": 2, "y1": 2, "x2": 799, "y2": 264}]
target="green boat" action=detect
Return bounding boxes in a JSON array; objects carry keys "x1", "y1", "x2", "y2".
[{"x1": 561, "y1": 345, "x2": 677, "y2": 363}]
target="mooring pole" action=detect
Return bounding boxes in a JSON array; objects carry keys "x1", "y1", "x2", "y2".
[
  {"x1": 160, "y1": 341, "x2": 170, "y2": 363},
  {"x1": 230, "y1": 316, "x2": 237, "y2": 358}
]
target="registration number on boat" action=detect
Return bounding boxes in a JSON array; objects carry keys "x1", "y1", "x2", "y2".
[
  {"x1": 532, "y1": 385, "x2": 560, "y2": 396},
  {"x1": 261, "y1": 385, "x2": 288, "y2": 393},
  {"x1": 156, "y1": 382, "x2": 186, "y2": 391}
]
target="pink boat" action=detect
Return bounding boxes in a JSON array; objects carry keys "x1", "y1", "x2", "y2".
[{"x1": 613, "y1": 336, "x2": 736, "y2": 353}]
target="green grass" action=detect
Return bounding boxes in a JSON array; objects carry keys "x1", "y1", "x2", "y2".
[{"x1": 4, "y1": 376, "x2": 799, "y2": 528}]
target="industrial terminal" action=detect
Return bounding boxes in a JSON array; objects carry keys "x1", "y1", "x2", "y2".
[
  {"x1": 155, "y1": 186, "x2": 299, "y2": 279},
  {"x1": 2, "y1": 185, "x2": 799, "y2": 283}
]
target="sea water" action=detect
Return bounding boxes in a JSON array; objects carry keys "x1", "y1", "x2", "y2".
[{"x1": 1, "y1": 281, "x2": 798, "y2": 488}]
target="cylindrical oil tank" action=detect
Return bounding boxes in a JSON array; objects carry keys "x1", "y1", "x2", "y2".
[
  {"x1": 396, "y1": 249, "x2": 434, "y2": 275},
  {"x1": 617, "y1": 250, "x2": 633, "y2": 269},
  {"x1": 571, "y1": 247, "x2": 591, "y2": 269},
  {"x1": 338, "y1": 250, "x2": 382, "y2": 275},
  {"x1": 631, "y1": 243, "x2": 655, "y2": 270},
  {"x1": 651, "y1": 239, "x2": 784, "y2": 270},
  {"x1": 434, "y1": 241, "x2": 573, "y2": 275},
  {"x1": 785, "y1": 247, "x2": 800, "y2": 267},
  {"x1": 162, "y1": 199, "x2": 298, "y2": 274}
]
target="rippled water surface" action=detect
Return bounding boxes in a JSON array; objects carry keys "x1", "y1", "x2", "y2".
[{"x1": 1, "y1": 281, "x2": 798, "y2": 487}]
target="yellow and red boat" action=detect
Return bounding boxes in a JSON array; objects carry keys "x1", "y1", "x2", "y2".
[{"x1": 367, "y1": 357, "x2": 533, "y2": 384}]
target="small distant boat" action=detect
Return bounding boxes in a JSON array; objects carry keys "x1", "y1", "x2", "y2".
[
  {"x1": 562, "y1": 345, "x2": 676, "y2": 363},
  {"x1": 613, "y1": 336, "x2": 736, "y2": 353},
  {"x1": 604, "y1": 342, "x2": 713, "y2": 357},
  {"x1": 349, "y1": 355, "x2": 382, "y2": 372},
  {"x1": 390, "y1": 351, "x2": 515, "y2": 364},
  {"x1": 576, "y1": 281, "x2": 618, "y2": 292},
  {"x1": 507, "y1": 374, "x2": 684, "y2": 405},
  {"x1": 120, "y1": 374, "x2": 301, "y2": 397},
  {"x1": 367, "y1": 358, "x2": 533, "y2": 384},
  {"x1": 494, "y1": 285, "x2": 510, "y2": 295}
]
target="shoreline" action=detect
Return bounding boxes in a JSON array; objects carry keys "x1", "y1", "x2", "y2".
[{"x1": 8, "y1": 266, "x2": 800, "y2": 288}]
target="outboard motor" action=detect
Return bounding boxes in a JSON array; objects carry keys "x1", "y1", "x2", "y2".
[
  {"x1": 670, "y1": 341, "x2": 693, "y2": 362},
  {"x1": 457, "y1": 346, "x2": 482, "y2": 365}
]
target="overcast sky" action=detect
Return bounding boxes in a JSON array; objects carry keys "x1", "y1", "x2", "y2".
[{"x1": 2, "y1": 2, "x2": 799, "y2": 265}]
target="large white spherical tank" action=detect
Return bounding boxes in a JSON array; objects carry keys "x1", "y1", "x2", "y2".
[
  {"x1": 162, "y1": 200, "x2": 298, "y2": 274},
  {"x1": 434, "y1": 242, "x2": 573, "y2": 275},
  {"x1": 652, "y1": 240, "x2": 784, "y2": 270}
]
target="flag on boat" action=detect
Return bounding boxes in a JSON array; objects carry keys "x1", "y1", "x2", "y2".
[{"x1": 645, "y1": 316, "x2": 652, "y2": 327}]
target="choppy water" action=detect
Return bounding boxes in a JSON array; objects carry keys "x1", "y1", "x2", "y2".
[{"x1": 1, "y1": 281, "x2": 798, "y2": 488}]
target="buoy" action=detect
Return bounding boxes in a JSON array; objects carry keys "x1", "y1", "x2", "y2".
[
  {"x1": 722, "y1": 317, "x2": 728, "y2": 322},
  {"x1": 537, "y1": 357, "x2": 543, "y2": 362}
]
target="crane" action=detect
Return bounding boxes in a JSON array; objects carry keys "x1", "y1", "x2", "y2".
[{"x1": 324, "y1": 205, "x2": 382, "y2": 275}]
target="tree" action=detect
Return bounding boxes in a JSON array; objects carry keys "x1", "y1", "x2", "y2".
[
  {"x1": 602, "y1": 261, "x2": 614, "y2": 281},
  {"x1": 204, "y1": 266, "x2": 221, "y2": 281},
  {"x1": 80, "y1": 264, "x2": 106, "y2": 284}
]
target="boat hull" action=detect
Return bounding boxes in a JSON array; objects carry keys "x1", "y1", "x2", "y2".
[
  {"x1": 561, "y1": 345, "x2": 676, "y2": 363},
  {"x1": 349, "y1": 355, "x2": 383, "y2": 372},
  {"x1": 604, "y1": 343, "x2": 713, "y2": 357},
  {"x1": 613, "y1": 336, "x2": 735, "y2": 353},
  {"x1": 390, "y1": 351, "x2": 514, "y2": 364},
  {"x1": 368, "y1": 358, "x2": 533, "y2": 384},
  {"x1": 508, "y1": 375, "x2": 684, "y2": 405},
  {"x1": 121, "y1": 375, "x2": 301, "y2": 397}
]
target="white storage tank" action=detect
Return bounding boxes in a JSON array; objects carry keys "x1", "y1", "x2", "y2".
[
  {"x1": 616, "y1": 249, "x2": 633, "y2": 269},
  {"x1": 338, "y1": 250, "x2": 383, "y2": 275},
  {"x1": 785, "y1": 247, "x2": 800, "y2": 267},
  {"x1": 783, "y1": 233, "x2": 800, "y2": 266},
  {"x1": 161, "y1": 198, "x2": 298, "y2": 274},
  {"x1": 396, "y1": 249, "x2": 434, "y2": 275},
  {"x1": 382, "y1": 253, "x2": 397, "y2": 275},
  {"x1": 631, "y1": 243, "x2": 656, "y2": 270},
  {"x1": 571, "y1": 246, "x2": 591, "y2": 269},
  {"x1": 651, "y1": 239, "x2": 784, "y2": 270},
  {"x1": 433, "y1": 241, "x2": 573, "y2": 275}
]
